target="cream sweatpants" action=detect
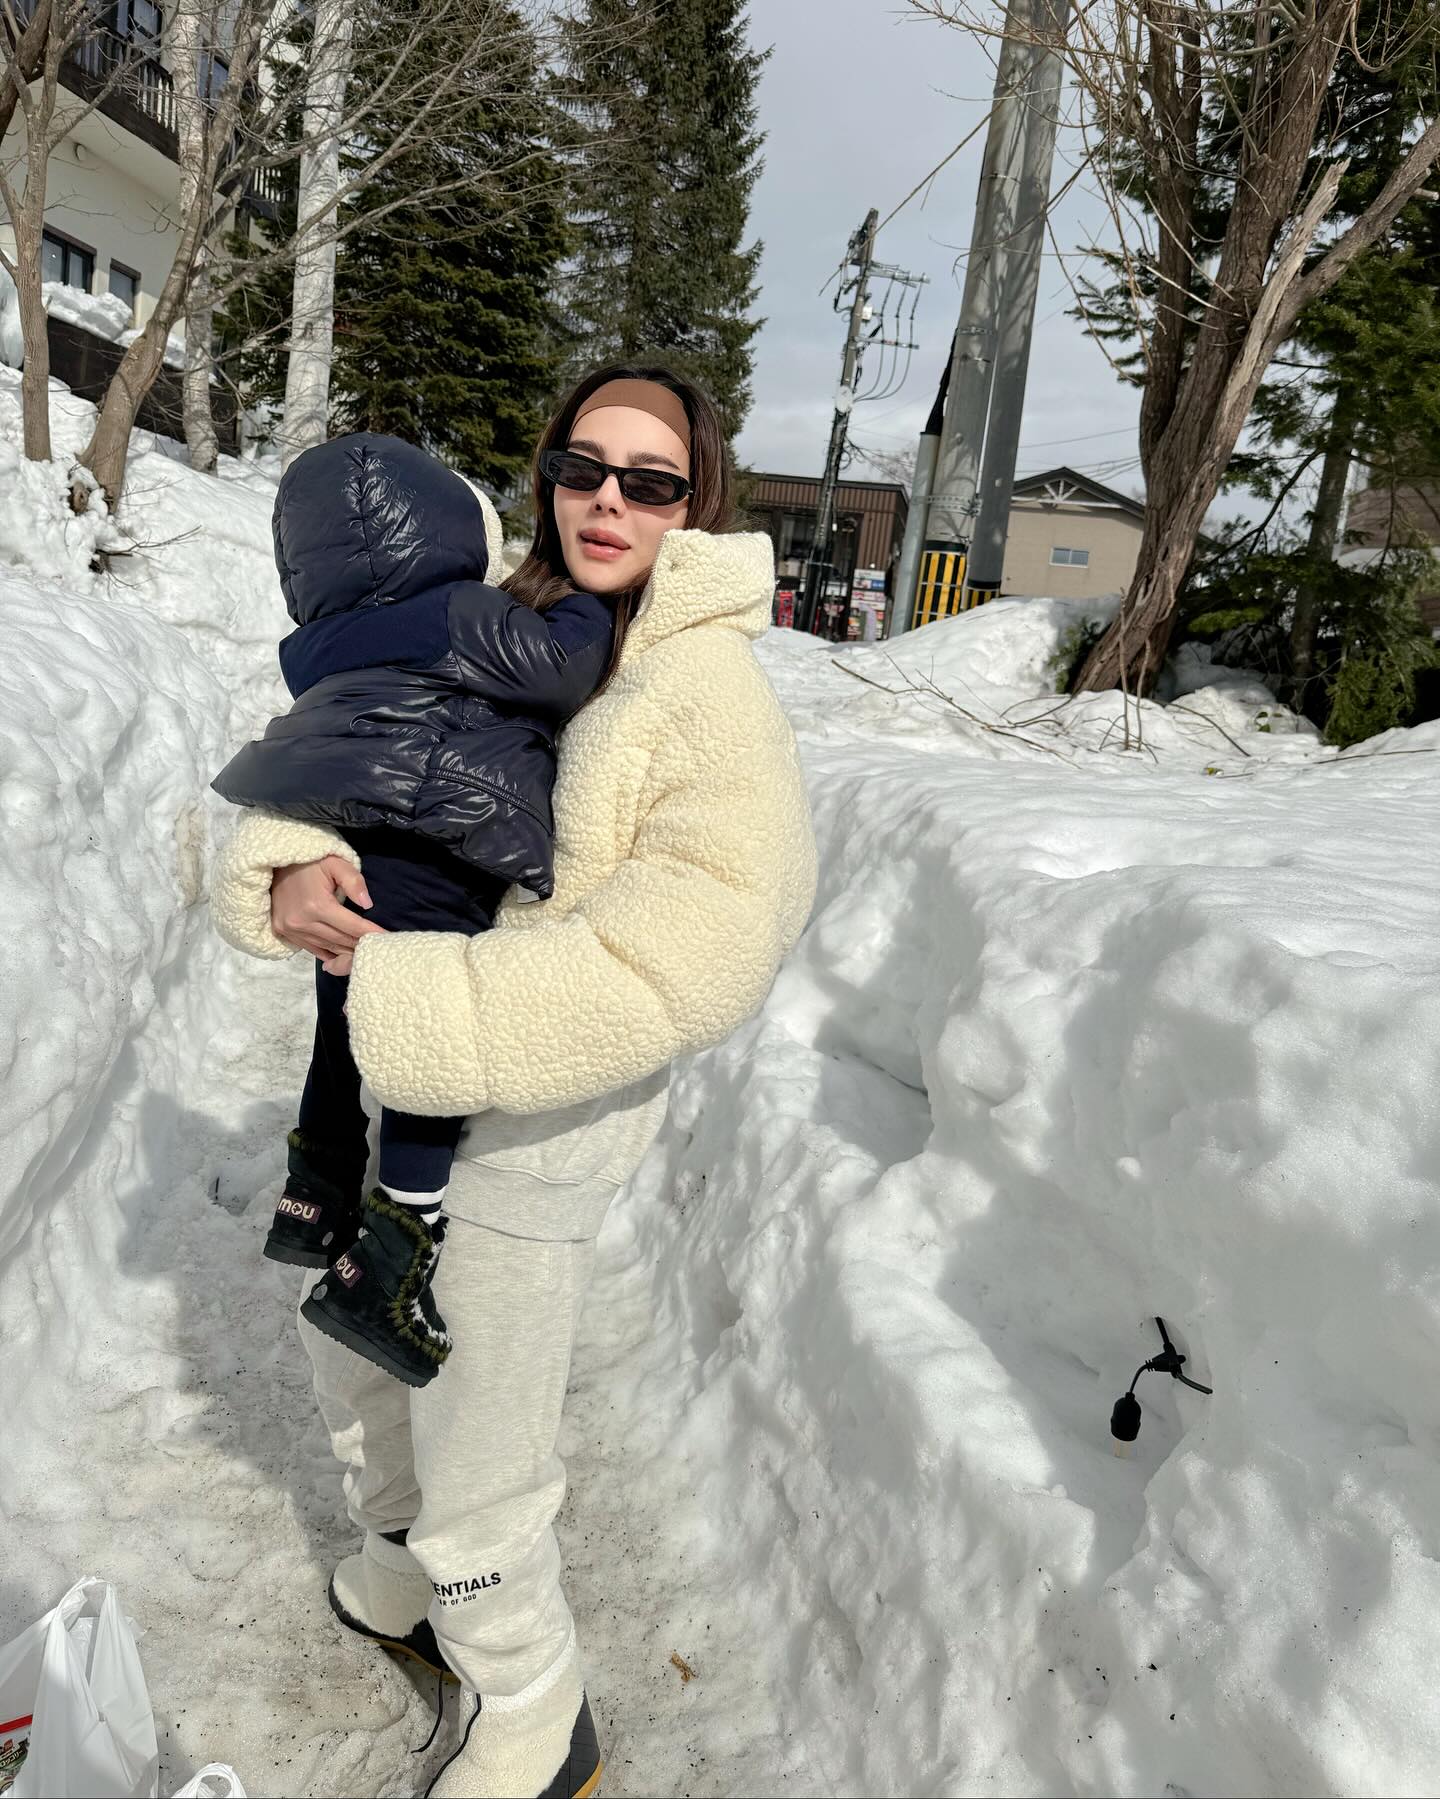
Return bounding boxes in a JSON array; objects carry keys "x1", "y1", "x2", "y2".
[{"x1": 299, "y1": 1213, "x2": 596, "y2": 1696}]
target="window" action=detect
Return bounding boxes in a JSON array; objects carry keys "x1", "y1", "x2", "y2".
[
  {"x1": 41, "y1": 230, "x2": 95, "y2": 292},
  {"x1": 779, "y1": 511, "x2": 815, "y2": 562},
  {"x1": 118, "y1": 0, "x2": 163, "y2": 46},
  {"x1": 199, "y1": 52, "x2": 228, "y2": 101},
  {"x1": 1050, "y1": 545, "x2": 1091, "y2": 568},
  {"x1": 108, "y1": 261, "x2": 140, "y2": 318}
]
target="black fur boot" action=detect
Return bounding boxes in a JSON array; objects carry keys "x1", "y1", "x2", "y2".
[
  {"x1": 301, "y1": 1190, "x2": 451, "y2": 1387},
  {"x1": 263, "y1": 1130, "x2": 364, "y2": 1269}
]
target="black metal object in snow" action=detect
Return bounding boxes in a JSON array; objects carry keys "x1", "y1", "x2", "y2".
[{"x1": 1110, "y1": 1317, "x2": 1213, "y2": 1452}]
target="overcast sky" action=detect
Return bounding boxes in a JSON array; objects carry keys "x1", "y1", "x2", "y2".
[{"x1": 733, "y1": 0, "x2": 1144, "y2": 498}]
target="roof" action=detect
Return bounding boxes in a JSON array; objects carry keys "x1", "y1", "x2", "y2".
[
  {"x1": 1011, "y1": 465, "x2": 1147, "y2": 520},
  {"x1": 744, "y1": 470, "x2": 908, "y2": 508}
]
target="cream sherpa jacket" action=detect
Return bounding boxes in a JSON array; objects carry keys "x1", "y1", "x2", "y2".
[{"x1": 212, "y1": 526, "x2": 818, "y2": 1131}]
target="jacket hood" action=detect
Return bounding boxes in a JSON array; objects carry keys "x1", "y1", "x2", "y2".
[
  {"x1": 619, "y1": 529, "x2": 775, "y2": 665},
  {"x1": 273, "y1": 433, "x2": 504, "y2": 625}
]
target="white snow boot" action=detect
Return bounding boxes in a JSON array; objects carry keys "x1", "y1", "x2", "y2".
[
  {"x1": 425, "y1": 1633, "x2": 600, "y2": 1798},
  {"x1": 329, "y1": 1529, "x2": 456, "y2": 1682}
]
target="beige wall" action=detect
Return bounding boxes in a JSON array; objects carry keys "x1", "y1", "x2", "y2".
[
  {"x1": 54, "y1": 106, "x2": 185, "y2": 327},
  {"x1": 2, "y1": 101, "x2": 182, "y2": 328},
  {"x1": 1001, "y1": 502, "x2": 1145, "y2": 599}
]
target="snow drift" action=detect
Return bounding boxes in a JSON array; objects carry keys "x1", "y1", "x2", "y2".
[
  {"x1": 1, "y1": 367, "x2": 1438, "y2": 1797},
  {"x1": 615, "y1": 623, "x2": 1440, "y2": 1794}
]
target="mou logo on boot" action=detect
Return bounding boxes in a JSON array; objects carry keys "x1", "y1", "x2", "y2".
[
  {"x1": 278, "y1": 1194, "x2": 321, "y2": 1223},
  {"x1": 333, "y1": 1251, "x2": 362, "y2": 1287},
  {"x1": 432, "y1": 1572, "x2": 503, "y2": 1607}
]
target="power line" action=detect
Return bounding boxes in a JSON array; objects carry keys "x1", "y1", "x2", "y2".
[{"x1": 1018, "y1": 424, "x2": 1138, "y2": 451}]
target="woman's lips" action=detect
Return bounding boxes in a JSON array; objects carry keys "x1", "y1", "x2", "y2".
[{"x1": 579, "y1": 536, "x2": 628, "y2": 561}]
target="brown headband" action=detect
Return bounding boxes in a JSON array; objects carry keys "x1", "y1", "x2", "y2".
[{"x1": 573, "y1": 378, "x2": 691, "y2": 448}]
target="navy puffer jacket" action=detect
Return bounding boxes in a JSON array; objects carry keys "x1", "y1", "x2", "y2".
[{"x1": 212, "y1": 434, "x2": 612, "y2": 899}]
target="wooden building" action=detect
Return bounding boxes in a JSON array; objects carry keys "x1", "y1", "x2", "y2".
[
  {"x1": 1342, "y1": 479, "x2": 1440, "y2": 633},
  {"x1": 743, "y1": 471, "x2": 909, "y2": 633}
]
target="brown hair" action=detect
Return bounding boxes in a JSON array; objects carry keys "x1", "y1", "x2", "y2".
[{"x1": 502, "y1": 363, "x2": 737, "y2": 692}]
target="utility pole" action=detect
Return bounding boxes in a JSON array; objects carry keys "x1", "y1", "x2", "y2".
[
  {"x1": 923, "y1": 34, "x2": 1019, "y2": 552},
  {"x1": 885, "y1": 337, "x2": 951, "y2": 637},
  {"x1": 799, "y1": 209, "x2": 878, "y2": 637},
  {"x1": 963, "y1": 0, "x2": 1069, "y2": 602},
  {"x1": 894, "y1": 0, "x2": 1069, "y2": 631}
]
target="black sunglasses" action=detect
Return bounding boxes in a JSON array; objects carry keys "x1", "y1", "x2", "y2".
[{"x1": 540, "y1": 448, "x2": 692, "y2": 508}]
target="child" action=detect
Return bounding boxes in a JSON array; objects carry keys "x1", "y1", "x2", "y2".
[{"x1": 212, "y1": 433, "x2": 614, "y2": 1388}]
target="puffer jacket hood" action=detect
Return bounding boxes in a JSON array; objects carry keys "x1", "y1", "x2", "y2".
[
  {"x1": 274, "y1": 432, "x2": 503, "y2": 623},
  {"x1": 212, "y1": 433, "x2": 609, "y2": 898}
]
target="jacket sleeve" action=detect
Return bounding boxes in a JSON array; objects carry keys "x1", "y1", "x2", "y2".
[
  {"x1": 446, "y1": 583, "x2": 612, "y2": 721},
  {"x1": 210, "y1": 808, "x2": 359, "y2": 959},
  {"x1": 342, "y1": 665, "x2": 818, "y2": 1117}
]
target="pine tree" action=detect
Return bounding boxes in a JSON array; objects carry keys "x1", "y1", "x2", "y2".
[
  {"x1": 557, "y1": 0, "x2": 767, "y2": 440},
  {"x1": 218, "y1": 3, "x2": 572, "y2": 495},
  {"x1": 329, "y1": 4, "x2": 571, "y2": 492}
]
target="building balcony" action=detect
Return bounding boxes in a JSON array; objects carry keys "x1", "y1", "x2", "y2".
[
  {"x1": 9, "y1": 1, "x2": 180, "y2": 159},
  {"x1": 235, "y1": 159, "x2": 288, "y2": 224},
  {"x1": 66, "y1": 28, "x2": 179, "y2": 158}
]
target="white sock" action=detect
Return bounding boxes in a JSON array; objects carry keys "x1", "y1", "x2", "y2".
[{"x1": 379, "y1": 1184, "x2": 446, "y2": 1227}]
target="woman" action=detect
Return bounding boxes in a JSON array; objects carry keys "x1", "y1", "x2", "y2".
[{"x1": 211, "y1": 365, "x2": 817, "y2": 1799}]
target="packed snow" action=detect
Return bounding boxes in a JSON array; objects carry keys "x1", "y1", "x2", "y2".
[
  {"x1": 2, "y1": 364, "x2": 1438, "y2": 1797},
  {"x1": 43, "y1": 281, "x2": 189, "y2": 370}
]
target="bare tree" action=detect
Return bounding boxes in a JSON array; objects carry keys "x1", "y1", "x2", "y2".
[
  {"x1": 848, "y1": 440, "x2": 917, "y2": 490},
  {"x1": 279, "y1": 0, "x2": 351, "y2": 466},
  {"x1": 4, "y1": 0, "x2": 645, "y2": 508},
  {"x1": 76, "y1": 0, "x2": 275, "y2": 504},
  {"x1": 97, "y1": 0, "x2": 638, "y2": 503},
  {"x1": 914, "y1": 0, "x2": 1440, "y2": 696},
  {"x1": 0, "y1": 0, "x2": 92, "y2": 459}
]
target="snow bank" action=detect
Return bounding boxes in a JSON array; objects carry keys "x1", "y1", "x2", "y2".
[
  {"x1": 0, "y1": 368, "x2": 286, "y2": 1264},
  {"x1": 823, "y1": 600, "x2": 1320, "y2": 773},
  {"x1": 0, "y1": 567, "x2": 229, "y2": 1263},
  {"x1": 590, "y1": 615, "x2": 1440, "y2": 1794}
]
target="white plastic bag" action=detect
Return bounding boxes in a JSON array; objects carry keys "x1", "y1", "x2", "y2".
[
  {"x1": 172, "y1": 1767, "x2": 247, "y2": 1798},
  {"x1": 0, "y1": 1578, "x2": 158, "y2": 1798}
]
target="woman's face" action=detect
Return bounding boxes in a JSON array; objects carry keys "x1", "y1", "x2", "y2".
[{"x1": 552, "y1": 404, "x2": 691, "y2": 594}]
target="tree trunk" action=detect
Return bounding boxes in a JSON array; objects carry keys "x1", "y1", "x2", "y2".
[
  {"x1": 77, "y1": 0, "x2": 209, "y2": 506},
  {"x1": 80, "y1": 327, "x2": 174, "y2": 505},
  {"x1": 3, "y1": 0, "x2": 63, "y2": 461},
  {"x1": 13, "y1": 219, "x2": 51, "y2": 462},
  {"x1": 1076, "y1": 160, "x2": 1351, "y2": 697},
  {"x1": 281, "y1": 0, "x2": 353, "y2": 467},
  {"x1": 1285, "y1": 387, "x2": 1356, "y2": 711},
  {"x1": 176, "y1": 0, "x2": 217, "y2": 476},
  {"x1": 0, "y1": 0, "x2": 52, "y2": 145},
  {"x1": 183, "y1": 285, "x2": 218, "y2": 474},
  {"x1": 1075, "y1": 466, "x2": 1219, "y2": 693}
]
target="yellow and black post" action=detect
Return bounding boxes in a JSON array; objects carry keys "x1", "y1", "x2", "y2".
[{"x1": 913, "y1": 547, "x2": 968, "y2": 628}]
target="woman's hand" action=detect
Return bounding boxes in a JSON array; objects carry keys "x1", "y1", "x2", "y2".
[{"x1": 271, "y1": 856, "x2": 385, "y2": 976}]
